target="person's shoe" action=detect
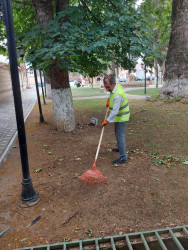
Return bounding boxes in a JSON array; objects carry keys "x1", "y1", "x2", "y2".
[
  {"x1": 112, "y1": 148, "x2": 119, "y2": 152},
  {"x1": 112, "y1": 157, "x2": 127, "y2": 165}
]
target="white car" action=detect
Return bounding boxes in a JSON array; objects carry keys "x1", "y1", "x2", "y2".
[
  {"x1": 119, "y1": 77, "x2": 126, "y2": 82},
  {"x1": 69, "y1": 80, "x2": 80, "y2": 87}
]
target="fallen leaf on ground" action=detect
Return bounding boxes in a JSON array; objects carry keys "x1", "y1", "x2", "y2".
[
  {"x1": 20, "y1": 238, "x2": 28, "y2": 242},
  {"x1": 64, "y1": 238, "x2": 71, "y2": 242},
  {"x1": 43, "y1": 145, "x2": 51, "y2": 150},
  {"x1": 34, "y1": 168, "x2": 43, "y2": 173},
  {"x1": 85, "y1": 229, "x2": 93, "y2": 237},
  {"x1": 182, "y1": 160, "x2": 188, "y2": 165},
  {"x1": 58, "y1": 158, "x2": 64, "y2": 162}
]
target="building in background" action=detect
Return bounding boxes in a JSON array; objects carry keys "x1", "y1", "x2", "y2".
[{"x1": 0, "y1": 55, "x2": 30, "y2": 101}]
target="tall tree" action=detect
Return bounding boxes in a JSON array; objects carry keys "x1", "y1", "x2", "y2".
[
  {"x1": 161, "y1": 0, "x2": 188, "y2": 98},
  {"x1": 13, "y1": 0, "x2": 75, "y2": 132},
  {"x1": 6, "y1": 0, "x2": 157, "y2": 132},
  {"x1": 49, "y1": 0, "x2": 75, "y2": 132},
  {"x1": 139, "y1": 0, "x2": 172, "y2": 85}
]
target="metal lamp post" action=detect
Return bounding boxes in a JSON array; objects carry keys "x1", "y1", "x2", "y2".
[
  {"x1": 43, "y1": 73, "x2": 47, "y2": 97},
  {"x1": 0, "y1": 0, "x2": 40, "y2": 205},
  {"x1": 141, "y1": 62, "x2": 147, "y2": 94},
  {"x1": 34, "y1": 69, "x2": 45, "y2": 123},
  {"x1": 39, "y1": 71, "x2": 46, "y2": 105},
  {"x1": 16, "y1": 46, "x2": 45, "y2": 122},
  {"x1": 144, "y1": 64, "x2": 147, "y2": 94}
]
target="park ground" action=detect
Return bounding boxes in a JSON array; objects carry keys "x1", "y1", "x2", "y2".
[
  {"x1": 0, "y1": 97, "x2": 188, "y2": 249},
  {"x1": 70, "y1": 84, "x2": 161, "y2": 98}
]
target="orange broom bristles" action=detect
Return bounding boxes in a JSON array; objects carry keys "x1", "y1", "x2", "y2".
[
  {"x1": 79, "y1": 160, "x2": 107, "y2": 185},
  {"x1": 79, "y1": 108, "x2": 109, "y2": 185}
]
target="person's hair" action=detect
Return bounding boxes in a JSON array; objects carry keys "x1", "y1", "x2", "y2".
[{"x1": 103, "y1": 76, "x2": 116, "y2": 85}]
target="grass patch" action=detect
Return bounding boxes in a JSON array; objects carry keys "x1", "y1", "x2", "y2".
[
  {"x1": 73, "y1": 98, "x2": 106, "y2": 110},
  {"x1": 71, "y1": 85, "x2": 107, "y2": 97},
  {"x1": 126, "y1": 88, "x2": 161, "y2": 96}
]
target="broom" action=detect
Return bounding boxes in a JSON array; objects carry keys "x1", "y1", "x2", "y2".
[{"x1": 79, "y1": 108, "x2": 109, "y2": 185}]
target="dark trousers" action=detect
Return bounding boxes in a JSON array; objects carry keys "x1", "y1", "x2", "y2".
[{"x1": 115, "y1": 121, "x2": 127, "y2": 161}]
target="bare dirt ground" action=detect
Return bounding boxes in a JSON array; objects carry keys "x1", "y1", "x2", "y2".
[{"x1": 0, "y1": 99, "x2": 188, "y2": 249}]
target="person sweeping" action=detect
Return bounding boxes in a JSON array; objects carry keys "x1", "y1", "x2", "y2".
[{"x1": 102, "y1": 76, "x2": 130, "y2": 165}]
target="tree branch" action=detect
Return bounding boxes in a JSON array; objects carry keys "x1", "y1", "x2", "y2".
[
  {"x1": 108, "y1": 0, "x2": 117, "y2": 9},
  {"x1": 12, "y1": 0, "x2": 35, "y2": 6},
  {"x1": 79, "y1": 0, "x2": 103, "y2": 25}
]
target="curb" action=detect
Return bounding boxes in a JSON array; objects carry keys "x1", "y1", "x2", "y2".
[{"x1": 0, "y1": 101, "x2": 36, "y2": 166}]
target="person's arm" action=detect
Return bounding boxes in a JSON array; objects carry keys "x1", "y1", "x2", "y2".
[
  {"x1": 106, "y1": 95, "x2": 124, "y2": 123},
  {"x1": 106, "y1": 98, "x2": 110, "y2": 107}
]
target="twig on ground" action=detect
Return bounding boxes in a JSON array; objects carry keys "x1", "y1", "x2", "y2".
[
  {"x1": 62, "y1": 211, "x2": 79, "y2": 226},
  {"x1": 72, "y1": 175, "x2": 81, "y2": 179},
  {"x1": 10, "y1": 209, "x2": 29, "y2": 219},
  {"x1": 0, "y1": 227, "x2": 10, "y2": 238},
  {"x1": 26, "y1": 216, "x2": 41, "y2": 228}
]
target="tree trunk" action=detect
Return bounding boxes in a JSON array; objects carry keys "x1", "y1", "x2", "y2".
[
  {"x1": 56, "y1": 0, "x2": 69, "y2": 12},
  {"x1": 34, "y1": 0, "x2": 54, "y2": 26},
  {"x1": 50, "y1": 0, "x2": 75, "y2": 132},
  {"x1": 44, "y1": 75, "x2": 52, "y2": 98},
  {"x1": 111, "y1": 62, "x2": 116, "y2": 77},
  {"x1": 162, "y1": 60, "x2": 165, "y2": 78},
  {"x1": 34, "y1": 0, "x2": 75, "y2": 131},
  {"x1": 34, "y1": 0, "x2": 53, "y2": 97},
  {"x1": 154, "y1": 59, "x2": 158, "y2": 88},
  {"x1": 89, "y1": 77, "x2": 93, "y2": 88},
  {"x1": 50, "y1": 64, "x2": 75, "y2": 132},
  {"x1": 116, "y1": 67, "x2": 119, "y2": 78},
  {"x1": 161, "y1": 0, "x2": 188, "y2": 99}
]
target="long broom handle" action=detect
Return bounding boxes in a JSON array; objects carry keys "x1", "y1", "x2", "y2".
[{"x1": 95, "y1": 107, "x2": 109, "y2": 160}]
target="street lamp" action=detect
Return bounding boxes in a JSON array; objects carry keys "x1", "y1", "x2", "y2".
[
  {"x1": 39, "y1": 70, "x2": 46, "y2": 105},
  {"x1": 34, "y1": 69, "x2": 45, "y2": 123},
  {"x1": 141, "y1": 63, "x2": 147, "y2": 94},
  {"x1": 16, "y1": 45, "x2": 25, "y2": 60},
  {"x1": 0, "y1": 0, "x2": 40, "y2": 205},
  {"x1": 16, "y1": 46, "x2": 45, "y2": 122},
  {"x1": 43, "y1": 72, "x2": 47, "y2": 97}
]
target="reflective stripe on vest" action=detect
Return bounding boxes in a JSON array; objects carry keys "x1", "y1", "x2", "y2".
[
  {"x1": 117, "y1": 111, "x2": 130, "y2": 116},
  {"x1": 109, "y1": 102, "x2": 129, "y2": 111},
  {"x1": 119, "y1": 102, "x2": 129, "y2": 110}
]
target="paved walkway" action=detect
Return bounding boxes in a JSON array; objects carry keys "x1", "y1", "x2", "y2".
[{"x1": 0, "y1": 87, "x2": 38, "y2": 164}]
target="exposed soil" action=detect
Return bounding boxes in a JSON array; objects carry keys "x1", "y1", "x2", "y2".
[{"x1": 0, "y1": 99, "x2": 188, "y2": 249}]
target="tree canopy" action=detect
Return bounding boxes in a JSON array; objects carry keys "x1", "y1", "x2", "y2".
[
  {"x1": 7, "y1": 0, "x2": 159, "y2": 76},
  {"x1": 139, "y1": 0, "x2": 172, "y2": 67},
  {"x1": 0, "y1": 0, "x2": 173, "y2": 76}
]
